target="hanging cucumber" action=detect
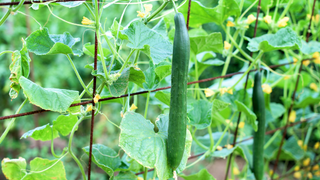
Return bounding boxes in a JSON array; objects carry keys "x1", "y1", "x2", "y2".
[
  {"x1": 167, "y1": 12, "x2": 190, "y2": 170},
  {"x1": 252, "y1": 71, "x2": 266, "y2": 180}
]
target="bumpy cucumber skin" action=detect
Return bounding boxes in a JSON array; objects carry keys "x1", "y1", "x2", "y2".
[
  {"x1": 167, "y1": 13, "x2": 190, "y2": 170},
  {"x1": 252, "y1": 71, "x2": 266, "y2": 180}
]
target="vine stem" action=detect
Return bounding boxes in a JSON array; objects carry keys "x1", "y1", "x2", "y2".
[
  {"x1": 119, "y1": 49, "x2": 136, "y2": 73},
  {"x1": 145, "y1": 0, "x2": 169, "y2": 24},
  {"x1": 143, "y1": 91, "x2": 151, "y2": 179},
  {"x1": 0, "y1": 50, "x2": 13, "y2": 57},
  {"x1": 170, "y1": 0, "x2": 178, "y2": 13},
  {"x1": 0, "y1": 98, "x2": 28, "y2": 144},
  {"x1": 66, "y1": 55, "x2": 91, "y2": 96},
  {"x1": 68, "y1": 117, "x2": 87, "y2": 180}
]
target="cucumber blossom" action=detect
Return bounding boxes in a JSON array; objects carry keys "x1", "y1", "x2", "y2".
[
  {"x1": 167, "y1": 12, "x2": 190, "y2": 170},
  {"x1": 252, "y1": 71, "x2": 266, "y2": 180}
]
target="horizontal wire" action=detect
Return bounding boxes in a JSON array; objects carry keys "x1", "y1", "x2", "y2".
[
  {"x1": 0, "y1": 59, "x2": 313, "y2": 121},
  {"x1": 134, "y1": 115, "x2": 319, "y2": 176}
]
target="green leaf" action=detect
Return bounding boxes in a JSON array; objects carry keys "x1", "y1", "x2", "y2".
[
  {"x1": 19, "y1": 77, "x2": 79, "y2": 113},
  {"x1": 21, "y1": 124, "x2": 59, "y2": 141},
  {"x1": 119, "y1": 112, "x2": 192, "y2": 180},
  {"x1": 83, "y1": 144, "x2": 121, "y2": 178},
  {"x1": 247, "y1": 27, "x2": 302, "y2": 52},
  {"x1": 212, "y1": 99, "x2": 230, "y2": 112},
  {"x1": 190, "y1": 33, "x2": 223, "y2": 54},
  {"x1": 57, "y1": 1, "x2": 83, "y2": 8},
  {"x1": 143, "y1": 61, "x2": 160, "y2": 90},
  {"x1": 187, "y1": 100, "x2": 212, "y2": 129},
  {"x1": 114, "y1": 171, "x2": 137, "y2": 180},
  {"x1": 28, "y1": 157, "x2": 67, "y2": 179},
  {"x1": 128, "y1": 67, "x2": 145, "y2": 87},
  {"x1": 26, "y1": 28, "x2": 81, "y2": 56},
  {"x1": 235, "y1": 100, "x2": 257, "y2": 131},
  {"x1": 83, "y1": 42, "x2": 110, "y2": 60},
  {"x1": 67, "y1": 98, "x2": 81, "y2": 113},
  {"x1": 179, "y1": 169, "x2": 216, "y2": 180},
  {"x1": 108, "y1": 68, "x2": 130, "y2": 97},
  {"x1": 295, "y1": 96, "x2": 320, "y2": 109},
  {"x1": 121, "y1": 21, "x2": 172, "y2": 64},
  {"x1": 180, "y1": 0, "x2": 241, "y2": 27},
  {"x1": 154, "y1": 91, "x2": 170, "y2": 106},
  {"x1": 155, "y1": 62, "x2": 171, "y2": 81},
  {"x1": 1, "y1": 157, "x2": 27, "y2": 180},
  {"x1": 282, "y1": 136, "x2": 305, "y2": 160},
  {"x1": 301, "y1": 40, "x2": 320, "y2": 55},
  {"x1": 53, "y1": 115, "x2": 78, "y2": 136},
  {"x1": 265, "y1": 103, "x2": 285, "y2": 124},
  {"x1": 190, "y1": 59, "x2": 224, "y2": 77},
  {"x1": 152, "y1": 18, "x2": 168, "y2": 39},
  {"x1": 2, "y1": 157, "x2": 67, "y2": 180},
  {"x1": 110, "y1": 18, "x2": 127, "y2": 40},
  {"x1": 193, "y1": 132, "x2": 234, "y2": 154},
  {"x1": 9, "y1": 40, "x2": 30, "y2": 99}
]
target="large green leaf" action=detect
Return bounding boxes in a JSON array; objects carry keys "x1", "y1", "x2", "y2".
[
  {"x1": 212, "y1": 99, "x2": 230, "y2": 113},
  {"x1": 143, "y1": 61, "x2": 160, "y2": 90},
  {"x1": 155, "y1": 62, "x2": 171, "y2": 81},
  {"x1": 108, "y1": 68, "x2": 130, "y2": 97},
  {"x1": 300, "y1": 40, "x2": 320, "y2": 55},
  {"x1": 1, "y1": 157, "x2": 27, "y2": 180},
  {"x1": 2, "y1": 157, "x2": 67, "y2": 180},
  {"x1": 265, "y1": 103, "x2": 285, "y2": 124},
  {"x1": 179, "y1": 169, "x2": 216, "y2": 180},
  {"x1": 26, "y1": 28, "x2": 81, "y2": 56},
  {"x1": 9, "y1": 40, "x2": 30, "y2": 99},
  {"x1": 295, "y1": 96, "x2": 320, "y2": 108},
  {"x1": 155, "y1": 91, "x2": 170, "y2": 106},
  {"x1": 189, "y1": 59, "x2": 224, "y2": 77},
  {"x1": 119, "y1": 112, "x2": 192, "y2": 180},
  {"x1": 128, "y1": 67, "x2": 145, "y2": 87},
  {"x1": 110, "y1": 18, "x2": 127, "y2": 40},
  {"x1": 21, "y1": 124, "x2": 59, "y2": 141},
  {"x1": 19, "y1": 77, "x2": 79, "y2": 113},
  {"x1": 247, "y1": 27, "x2": 302, "y2": 52},
  {"x1": 57, "y1": 1, "x2": 83, "y2": 7},
  {"x1": 235, "y1": 100, "x2": 257, "y2": 131},
  {"x1": 121, "y1": 21, "x2": 172, "y2": 64},
  {"x1": 180, "y1": 0, "x2": 241, "y2": 27},
  {"x1": 83, "y1": 42, "x2": 110, "y2": 60},
  {"x1": 282, "y1": 136, "x2": 305, "y2": 160},
  {"x1": 114, "y1": 171, "x2": 136, "y2": 180},
  {"x1": 187, "y1": 100, "x2": 212, "y2": 129},
  {"x1": 53, "y1": 115, "x2": 78, "y2": 136},
  {"x1": 83, "y1": 144, "x2": 121, "y2": 178},
  {"x1": 190, "y1": 33, "x2": 223, "y2": 54}
]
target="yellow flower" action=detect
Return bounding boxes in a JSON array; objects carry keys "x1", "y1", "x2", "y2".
[
  {"x1": 86, "y1": 105, "x2": 93, "y2": 112},
  {"x1": 316, "y1": 14, "x2": 320, "y2": 23},
  {"x1": 294, "y1": 166, "x2": 300, "y2": 171},
  {"x1": 81, "y1": 16, "x2": 94, "y2": 25},
  {"x1": 120, "y1": 111, "x2": 124, "y2": 118},
  {"x1": 247, "y1": 14, "x2": 256, "y2": 24},
  {"x1": 293, "y1": 57, "x2": 298, "y2": 64},
  {"x1": 227, "y1": 21, "x2": 235, "y2": 27},
  {"x1": 278, "y1": 17, "x2": 289, "y2": 27},
  {"x1": 312, "y1": 52, "x2": 320, "y2": 64},
  {"x1": 289, "y1": 110, "x2": 296, "y2": 123},
  {"x1": 224, "y1": 41, "x2": 231, "y2": 50},
  {"x1": 220, "y1": 87, "x2": 233, "y2": 95},
  {"x1": 269, "y1": 170, "x2": 273, "y2": 175},
  {"x1": 130, "y1": 104, "x2": 138, "y2": 111},
  {"x1": 226, "y1": 144, "x2": 233, "y2": 149},
  {"x1": 316, "y1": 171, "x2": 320, "y2": 176},
  {"x1": 310, "y1": 83, "x2": 318, "y2": 92},
  {"x1": 293, "y1": 172, "x2": 301, "y2": 179},
  {"x1": 262, "y1": 84, "x2": 272, "y2": 94},
  {"x1": 303, "y1": 145, "x2": 307, "y2": 151},
  {"x1": 205, "y1": 88, "x2": 215, "y2": 97},
  {"x1": 238, "y1": 122, "x2": 245, "y2": 128},
  {"x1": 313, "y1": 165, "x2": 319, "y2": 171},
  {"x1": 264, "y1": 15, "x2": 272, "y2": 24},
  {"x1": 137, "y1": 11, "x2": 146, "y2": 18},
  {"x1": 227, "y1": 89, "x2": 233, "y2": 95},
  {"x1": 284, "y1": 75, "x2": 290, "y2": 80},
  {"x1": 297, "y1": 140, "x2": 303, "y2": 147},
  {"x1": 217, "y1": 146, "x2": 223, "y2": 151},
  {"x1": 315, "y1": 142, "x2": 320, "y2": 149},
  {"x1": 94, "y1": 94, "x2": 100, "y2": 103},
  {"x1": 303, "y1": 60, "x2": 310, "y2": 66},
  {"x1": 225, "y1": 119, "x2": 230, "y2": 124},
  {"x1": 233, "y1": 167, "x2": 240, "y2": 175},
  {"x1": 137, "y1": 177, "x2": 144, "y2": 180},
  {"x1": 143, "y1": 4, "x2": 153, "y2": 13},
  {"x1": 303, "y1": 158, "x2": 310, "y2": 166},
  {"x1": 308, "y1": 172, "x2": 313, "y2": 179}
]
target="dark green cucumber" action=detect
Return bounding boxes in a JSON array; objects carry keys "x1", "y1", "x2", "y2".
[
  {"x1": 167, "y1": 12, "x2": 190, "y2": 170},
  {"x1": 252, "y1": 71, "x2": 266, "y2": 180}
]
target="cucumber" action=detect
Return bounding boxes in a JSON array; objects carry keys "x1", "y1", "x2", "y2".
[
  {"x1": 252, "y1": 71, "x2": 266, "y2": 180},
  {"x1": 167, "y1": 12, "x2": 190, "y2": 170}
]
